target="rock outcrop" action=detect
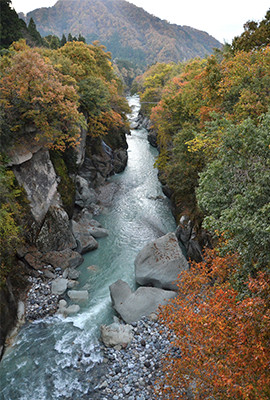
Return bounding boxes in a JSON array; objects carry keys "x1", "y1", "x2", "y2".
[
  {"x1": 109, "y1": 280, "x2": 177, "y2": 324},
  {"x1": 135, "y1": 232, "x2": 189, "y2": 290}
]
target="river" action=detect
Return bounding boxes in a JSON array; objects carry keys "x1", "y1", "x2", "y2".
[{"x1": 0, "y1": 95, "x2": 176, "y2": 399}]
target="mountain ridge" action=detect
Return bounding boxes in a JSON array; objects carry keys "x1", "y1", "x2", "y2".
[{"x1": 25, "y1": 0, "x2": 222, "y2": 65}]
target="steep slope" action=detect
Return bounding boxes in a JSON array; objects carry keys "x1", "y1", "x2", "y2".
[{"x1": 26, "y1": 0, "x2": 222, "y2": 65}]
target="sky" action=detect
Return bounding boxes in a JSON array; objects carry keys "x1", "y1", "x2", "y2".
[{"x1": 11, "y1": 0, "x2": 269, "y2": 43}]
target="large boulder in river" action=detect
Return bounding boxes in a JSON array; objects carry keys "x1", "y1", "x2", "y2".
[
  {"x1": 135, "y1": 232, "x2": 189, "y2": 290},
  {"x1": 109, "y1": 280, "x2": 177, "y2": 324},
  {"x1": 71, "y1": 220, "x2": 98, "y2": 254}
]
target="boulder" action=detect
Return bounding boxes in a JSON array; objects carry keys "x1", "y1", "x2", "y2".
[
  {"x1": 135, "y1": 232, "x2": 189, "y2": 290},
  {"x1": 109, "y1": 280, "x2": 177, "y2": 324},
  {"x1": 67, "y1": 290, "x2": 89, "y2": 302},
  {"x1": 62, "y1": 268, "x2": 80, "y2": 280},
  {"x1": 100, "y1": 322, "x2": 133, "y2": 347},
  {"x1": 71, "y1": 220, "x2": 98, "y2": 254},
  {"x1": 75, "y1": 176, "x2": 97, "y2": 208},
  {"x1": 58, "y1": 300, "x2": 80, "y2": 316},
  {"x1": 96, "y1": 182, "x2": 119, "y2": 207},
  {"x1": 41, "y1": 249, "x2": 83, "y2": 270},
  {"x1": 13, "y1": 150, "x2": 59, "y2": 223},
  {"x1": 36, "y1": 205, "x2": 77, "y2": 252},
  {"x1": 113, "y1": 149, "x2": 128, "y2": 173},
  {"x1": 51, "y1": 278, "x2": 68, "y2": 295},
  {"x1": 88, "y1": 226, "x2": 109, "y2": 238}
]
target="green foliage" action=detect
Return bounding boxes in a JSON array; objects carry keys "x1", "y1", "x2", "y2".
[
  {"x1": 27, "y1": 17, "x2": 44, "y2": 46},
  {"x1": 0, "y1": 0, "x2": 27, "y2": 49},
  {"x1": 231, "y1": 9, "x2": 270, "y2": 52},
  {"x1": 0, "y1": 163, "x2": 23, "y2": 285},
  {"x1": 197, "y1": 112, "x2": 270, "y2": 279}
]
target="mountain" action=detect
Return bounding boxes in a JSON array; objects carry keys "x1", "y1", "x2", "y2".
[{"x1": 25, "y1": 0, "x2": 222, "y2": 65}]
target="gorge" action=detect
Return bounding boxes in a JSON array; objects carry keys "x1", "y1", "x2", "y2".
[{"x1": 0, "y1": 95, "x2": 179, "y2": 399}]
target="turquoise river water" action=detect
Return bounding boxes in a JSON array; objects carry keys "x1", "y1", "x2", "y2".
[{"x1": 0, "y1": 96, "x2": 176, "y2": 399}]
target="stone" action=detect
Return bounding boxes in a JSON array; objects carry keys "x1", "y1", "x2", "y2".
[
  {"x1": 58, "y1": 299, "x2": 67, "y2": 309},
  {"x1": 88, "y1": 226, "x2": 109, "y2": 238},
  {"x1": 36, "y1": 205, "x2": 77, "y2": 252},
  {"x1": 100, "y1": 322, "x2": 133, "y2": 347},
  {"x1": 75, "y1": 176, "x2": 97, "y2": 208},
  {"x1": 41, "y1": 249, "x2": 83, "y2": 270},
  {"x1": 43, "y1": 269, "x2": 56, "y2": 279},
  {"x1": 113, "y1": 149, "x2": 128, "y2": 173},
  {"x1": 71, "y1": 220, "x2": 98, "y2": 254},
  {"x1": 64, "y1": 304, "x2": 80, "y2": 316},
  {"x1": 67, "y1": 290, "x2": 89, "y2": 302},
  {"x1": 135, "y1": 232, "x2": 189, "y2": 290},
  {"x1": 96, "y1": 182, "x2": 119, "y2": 207},
  {"x1": 13, "y1": 150, "x2": 59, "y2": 223},
  {"x1": 109, "y1": 280, "x2": 177, "y2": 324},
  {"x1": 67, "y1": 280, "x2": 78, "y2": 289},
  {"x1": 51, "y1": 278, "x2": 68, "y2": 295},
  {"x1": 66, "y1": 268, "x2": 80, "y2": 280}
]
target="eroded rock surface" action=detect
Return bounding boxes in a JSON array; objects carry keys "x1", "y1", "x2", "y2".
[{"x1": 135, "y1": 232, "x2": 189, "y2": 290}]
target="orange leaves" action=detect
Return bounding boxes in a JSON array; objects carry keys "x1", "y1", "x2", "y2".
[
  {"x1": 0, "y1": 48, "x2": 85, "y2": 151},
  {"x1": 158, "y1": 248, "x2": 270, "y2": 399}
]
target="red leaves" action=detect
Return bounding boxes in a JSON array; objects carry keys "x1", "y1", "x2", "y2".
[{"x1": 158, "y1": 248, "x2": 270, "y2": 399}]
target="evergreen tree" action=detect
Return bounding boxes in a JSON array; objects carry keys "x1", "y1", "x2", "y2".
[
  {"x1": 0, "y1": 0, "x2": 26, "y2": 49},
  {"x1": 78, "y1": 33, "x2": 86, "y2": 43},
  {"x1": 67, "y1": 33, "x2": 73, "y2": 42},
  {"x1": 60, "y1": 33, "x2": 67, "y2": 46},
  {"x1": 27, "y1": 17, "x2": 43, "y2": 46}
]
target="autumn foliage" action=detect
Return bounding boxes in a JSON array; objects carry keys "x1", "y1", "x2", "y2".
[{"x1": 158, "y1": 249, "x2": 270, "y2": 399}]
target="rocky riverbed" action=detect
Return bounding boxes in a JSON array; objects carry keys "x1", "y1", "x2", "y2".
[{"x1": 91, "y1": 317, "x2": 180, "y2": 400}]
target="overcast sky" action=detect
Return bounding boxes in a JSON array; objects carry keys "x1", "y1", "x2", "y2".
[{"x1": 11, "y1": 0, "x2": 269, "y2": 43}]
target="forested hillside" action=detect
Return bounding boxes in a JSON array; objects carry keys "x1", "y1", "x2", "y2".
[
  {"x1": 23, "y1": 0, "x2": 221, "y2": 66},
  {"x1": 136, "y1": 11, "x2": 270, "y2": 399}
]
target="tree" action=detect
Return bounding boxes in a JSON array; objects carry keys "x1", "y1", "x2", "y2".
[
  {"x1": 0, "y1": 48, "x2": 85, "y2": 151},
  {"x1": 0, "y1": 0, "x2": 26, "y2": 49},
  {"x1": 231, "y1": 9, "x2": 270, "y2": 52},
  {"x1": 158, "y1": 248, "x2": 270, "y2": 400},
  {"x1": 0, "y1": 163, "x2": 23, "y2": 285},
  {"x1": 27, "y1": 17, "x2": 43, "y2": 46},
  {"x1": 60, "y1": 34, "x2": 67, "y2": 47},
  {"x1": 197, "y1": 111, "x2": 270, "y2": 281}
]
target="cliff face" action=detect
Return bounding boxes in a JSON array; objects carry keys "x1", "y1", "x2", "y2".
[{"x1": 26, "y1": 0, "x2": 222, "y2": 65}]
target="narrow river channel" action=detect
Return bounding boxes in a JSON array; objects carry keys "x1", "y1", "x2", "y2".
[{"x1": 0, "y1": 95, "x2": 176, "y2": 399}]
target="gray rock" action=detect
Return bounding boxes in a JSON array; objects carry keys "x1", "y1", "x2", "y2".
[
  {"x1": 65, "y1": 268, "x2": 80, "y2": 280},
  {"x1": 13, "y1": 150, "x2": 59, "y2": 223},
  {"x1": 88, "y1": 226, "x2": 109, "y2": 238},
  {"x1": 113, "y1": 149, "x2": 128, "y2": 173},
  {"x1": 36, "y1": 205, "x2": 77, "y2": 252},
  {"x1": 71, "y1": 220, "x2": 98, "y2": 254},
  {"x1": 67, "y1": 280, "x2": 79, "y2": 289},
  {"x1": 58, "y1": 299, "x2": 67, "y2": 309},
  {"x1": 109, "y1": 280, "x2": 177, "y2": 324},
  {"x1": 135, "y1": 232, "x2": 189, "y2": 290},
  {"x1": 51, "y1": 278, "x2": 68, "y2": 295},
  {"x1": 64, "y1": 304, "x2": 80, "y2": 316},
  {"x1": 96, "y1": 182, "x2": 119, "y2": 207},
  {"x1": 67, "y1": 290, "x2": 89, "y2": 302},
  {"x1": 100, "y1": 322, "x2": 133, "y2": 347},
  {"x1": 75, "y1": 176, "x2": 97, "y2": 208},
  {"x1": 43, "y1": 269, "x2": 56, "y2": 279}
]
